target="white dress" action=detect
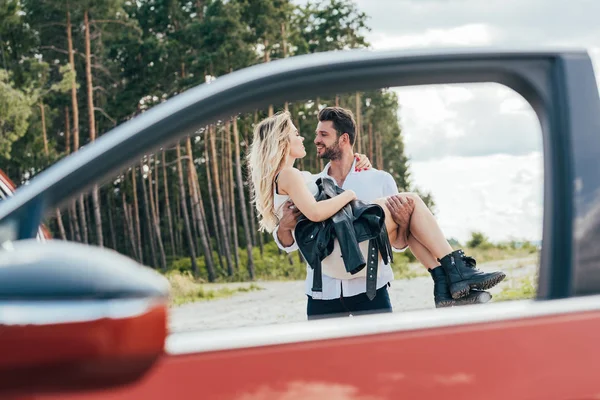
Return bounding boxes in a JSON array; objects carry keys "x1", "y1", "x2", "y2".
[{"x1": 273, "y1": 171, "x2": 381, "y2": 280}]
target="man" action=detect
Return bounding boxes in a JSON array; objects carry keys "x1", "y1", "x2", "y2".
[{"x1": 273, "y1": 107, "x2": 491, "y2": 319}]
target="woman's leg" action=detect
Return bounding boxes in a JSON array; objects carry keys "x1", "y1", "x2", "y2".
[
  {"x1": 376, "y1": 194, "x2": 503, "y2": 301},
  {"x1": 407, "y1": 234, "x2": 439, "y2": 269},
  {"x1": 393, "y1": 193, "x2": 453, "y2": 259},
  {"x1": 374, "y1": 194, "x2": 452, "y2": 260}
]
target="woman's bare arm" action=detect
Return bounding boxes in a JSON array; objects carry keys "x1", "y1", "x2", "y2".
[{"x1": 278, "y1": 167, "x2": 356, "y2": 222}]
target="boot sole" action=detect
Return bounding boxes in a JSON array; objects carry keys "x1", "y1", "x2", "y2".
[
  {"x1": 436, "y1": 291, "x2": 492, "y2": 308},
  {"x1": 450, "y1": 272, "x2": 506, "y2": 299},
  {"x1": 456, "y1": 290, "x2": 492, "y2": 305},
  {"x1": 435, "y1": 300, "x2": 454, "y2": 308}
]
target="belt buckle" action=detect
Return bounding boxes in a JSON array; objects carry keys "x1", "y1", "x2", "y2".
[{"x1": 312, "y1": 291, "x2": 323, "y2": 300}]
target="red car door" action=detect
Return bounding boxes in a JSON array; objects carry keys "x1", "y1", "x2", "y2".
[{"x1": 2, "y1": 48, "x2": 600, "y2": 400}]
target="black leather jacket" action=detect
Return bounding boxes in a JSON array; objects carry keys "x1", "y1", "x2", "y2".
[{"x1": 294, "y1": 176, "x2": 393, "y2": 300}]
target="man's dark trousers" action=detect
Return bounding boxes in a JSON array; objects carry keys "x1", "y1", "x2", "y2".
[{"x1": 306, "y1": 285, "x2": 392, "y2": 320}]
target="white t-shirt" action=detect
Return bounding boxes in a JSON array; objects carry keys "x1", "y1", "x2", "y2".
[{"x1": 273, "y1": 159, "x2": 403, "y2": 300}]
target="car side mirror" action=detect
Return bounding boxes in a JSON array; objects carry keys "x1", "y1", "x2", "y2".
[{"x1": 0, "y1": 239, "x2": 170, "y2": 395}]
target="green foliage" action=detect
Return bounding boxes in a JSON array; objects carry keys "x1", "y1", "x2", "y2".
[
  {"x1": 49, "y1": 64, "x2": 75, "y2": 94},
  {"x1": 390, "y1": 251, "x2": 426, "y2": 279},
  {"x1": 467, "y1": 231, "x2": 490, "y2": 249},
  {"x1": 166, "y1": 270, "x2": 263, "y2": 305},
  {"x1": 495, "y1": 275, "x2": 536, "y2": 301},
  {"x1": 291, "y1": 0, "x2": 370, "y2": 54},
  {"x1": 0, "y1": 70, "x2": 32, "y2": 159},
  {"x1": 169, "y1": 241, "x2": 306, "y2": 282}
]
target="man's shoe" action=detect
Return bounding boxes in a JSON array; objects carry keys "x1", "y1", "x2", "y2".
[
  {"x1": 429, "y1": 266, "x2": 493, "y2": 308},
  {"x1": 438, "y1": 249, "x2": 506, "y2": 299}
]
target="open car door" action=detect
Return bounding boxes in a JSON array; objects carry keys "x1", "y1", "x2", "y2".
[{"x1": 2, "y1": 48, "x2": 600, "y2": 400}]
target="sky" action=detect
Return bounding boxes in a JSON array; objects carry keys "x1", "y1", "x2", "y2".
[{"x1": 344, "y1": 0, "x2": 600, "y2": 243}]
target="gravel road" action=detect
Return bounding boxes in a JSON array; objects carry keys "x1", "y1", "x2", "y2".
[{"x1": 169, "y1": 256, "x2": 537, "y2": 333}]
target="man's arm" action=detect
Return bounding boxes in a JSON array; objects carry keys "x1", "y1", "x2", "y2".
[
  {"x1": 386, "y1": 195, "x2": 414, "y2": 251},
  {"x1": 272, "y1": 200, "x2": 301, "y2": 252},
  {"x1": 382, "y1": 173, "x2": 412, "y2": 251}
]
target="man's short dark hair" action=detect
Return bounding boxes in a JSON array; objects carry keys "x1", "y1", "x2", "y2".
[{"x1": 318, "y1": 107, "x2": 356, "y2": 145}]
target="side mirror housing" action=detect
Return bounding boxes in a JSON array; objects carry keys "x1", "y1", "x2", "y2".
[{"x1": 0, "y1": 240, "x2": 170, "y2": 395}]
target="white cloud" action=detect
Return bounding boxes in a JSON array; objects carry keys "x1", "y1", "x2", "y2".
[
  {"x1": 370, "y1": 23, "x2": 496, "y2": 50},
  {"x1": 394, "y1": 83, "x2": 542, "y2": 161},
  {"x1": 410, "y1": 153, "x2": 544, "y2": 243}
]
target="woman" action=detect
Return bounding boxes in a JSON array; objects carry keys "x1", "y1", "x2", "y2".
[{"x1": 247, "y1": 110, "x2": 506, "y2": 304}]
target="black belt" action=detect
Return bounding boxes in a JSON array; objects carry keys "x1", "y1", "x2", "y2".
[{"x1": 311, "y1": 237, "x2": 379, "y2": 300}]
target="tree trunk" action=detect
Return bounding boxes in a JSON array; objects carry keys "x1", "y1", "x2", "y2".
[
  {"x1": 66, "y1": 9, "x2": 79, "y2": 152},
  {"x1": 175, "y1": 189, "x2": 183, "y2": 256},
  {"x1": 221, "y1": 126, "x2": 231, "y2": 237},
  {"x1": 122, "y1": 191, "x2": 138, "y2": 261},
  {"x1": 233, "y1": 117, "x2": 255, "y2": 279},
  {"x1": 84, "y1": 10, "x2": 103, "y2": 247},
  {"x1": 176, "y1": 143, "x2": 199, "y2": 276},
  {"x1": 154, "y1": 156, "x2": 160, "y2": 221},
  {"x1": 186, "y1": 136, "x2": 215, "y2": 281},
  {"x1": 78, "y1": 196, "x2": 89, "y2": 244},
  {"x1": 85, "y1": 195, "x2": 94, "y2": 242},
  {"x1": 68, "y1": 9, "x2": 88, "y2": 244},
  {"x1": 69, "y1": 204, "x2": 81, "y2": 242},
  {"x1": 106, "y1": 191, "x2": 117, "y2": 251},
  {"x1": 54, "y1": 209, "x2": 66, "y2": 241},
  {"x1": 162, "y1": 150, "x2": 176, "y2": 259},
  {"x1": 281, "y1": 24, "x2": 289, "y2": 112},
  {"x1": 64, "y1": 104, "x2": 78, "y2": 242},
  {"x1": 39, "y1": 102, "x2": 48, "y2": 156},
  {"x1": 209, "y1": 125, "x2": 234, "y2": 275},
  {"x1": 205, "y1": 128, "x2": 224, "y2": 270},
  {"x1": 38, "y1": 101, "x2": 66, "y2": 240},
  {"x1": 65, "y1": 106, "x2": 70, "y2": 154},
  {"x1": 140, "y1": 162, "x2": 158, "y2": 268},
  {"x1": 147, "y1": 160, "x2": 167, "y2": 270},
  {"x1": 131, "y1": 168, "x2": 143, "y2": 263},
  {"x1": 226, "y1": 121, "x2": 240, "y2": 270},
  {"x1": 187, "y1": 169, "x2": 199, "y2": 241}
]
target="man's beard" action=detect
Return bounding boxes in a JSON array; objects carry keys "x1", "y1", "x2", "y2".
[{"x1": 318, "y1": 139, "x2": 342, "y2": 160}]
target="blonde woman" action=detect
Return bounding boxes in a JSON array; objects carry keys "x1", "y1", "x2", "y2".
[{"x1": 248, "y1": 109, "x2": 505, "y2": 317}]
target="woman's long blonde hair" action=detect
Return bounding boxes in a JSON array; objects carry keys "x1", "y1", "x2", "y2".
[{"x1": 247, "y1": 111, "x2": 294, "y2": 233}]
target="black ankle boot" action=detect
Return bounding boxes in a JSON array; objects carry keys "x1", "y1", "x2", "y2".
[
  {"x1": 429, "y1": 266, "x2": 492, "y2": 308},
  {"x1": 438, "y1": 249, "x2": 506, "y2": 299}
]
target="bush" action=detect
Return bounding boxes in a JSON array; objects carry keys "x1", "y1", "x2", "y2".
[{"x1": 467, "y1": 231, "x2": 490, "y2": 248}]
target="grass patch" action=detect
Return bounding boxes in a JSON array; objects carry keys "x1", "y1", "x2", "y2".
[
  {"x1": 165, "y1": 238, "x2": 540, "y2": 285},
  {"x1": 167, "y1": 241, "x2": 307, "y2": 283},
  {"x1": 391, "y1": 257, "x2": 429, "y2": 280},
  {"x1": 463, "y1": 246, "x2": 538, "y2": 264},
  {"x1": 494, "y1": 275, "x2": 537, "y2": 301},
  {"x1": 167, "y1": 270, "x2": 263, "y2": 306}
]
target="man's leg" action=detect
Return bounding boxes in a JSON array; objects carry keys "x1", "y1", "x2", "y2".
[
  {"x1": 307, "y1": 295, "x2": 350, "y2": 320},
  {"x1": 343, "y1": 285, "x2": 393, "y2": 316}
]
